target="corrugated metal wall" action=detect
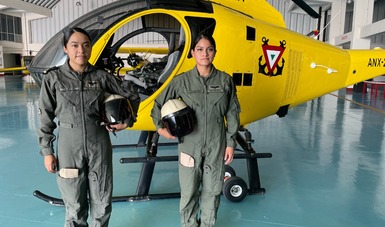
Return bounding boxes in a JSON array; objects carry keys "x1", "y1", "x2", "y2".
[
  {"x1": 30, "y1": 0, "x2": 118, "y2": 43},
  {"x1": 29, "y1": 0, "x2": 319, "y2": 44},
  {"x1": 267, "y1": 0, "x2": 319, "y2": 35}
]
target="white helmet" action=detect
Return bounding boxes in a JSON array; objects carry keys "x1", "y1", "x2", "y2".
[{"x1": 161, "y1": 99, "x2": 195, "y2": 139}]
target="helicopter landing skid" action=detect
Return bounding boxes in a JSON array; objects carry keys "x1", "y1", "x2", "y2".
[{"x1": 33, "y1": 130, "x2": 271, "y2": 205}]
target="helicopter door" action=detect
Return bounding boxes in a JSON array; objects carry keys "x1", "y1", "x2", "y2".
[{"x1": 101, "y1": 13, "x2": 184, "y2": 100}]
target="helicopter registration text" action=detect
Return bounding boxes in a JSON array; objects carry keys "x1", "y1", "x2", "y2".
[{"x1": 367, "y1": 58, "x2": 385, "y2": 67}]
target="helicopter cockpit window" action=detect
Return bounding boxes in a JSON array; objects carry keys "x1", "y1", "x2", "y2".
[{"x1": 104, "y1": 13, "x2": 185, "y2": 99}]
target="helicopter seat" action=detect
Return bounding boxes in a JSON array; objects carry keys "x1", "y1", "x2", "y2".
[
  {"x1": 124, "y1": 70, "x2": 149, "y2": 89},
  {"x1": 157, "y1": 50, "x2": 181, "y2": 86},
  {"x1": 157, "y1": 25, "x2": 184, "y2": 86}
]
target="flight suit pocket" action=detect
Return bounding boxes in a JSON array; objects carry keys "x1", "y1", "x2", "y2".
[
  {"x1": 185, "y1": 89, "x2": 204, "y2": 110},
  {"x1": 205, "y1": 163, "x2": 225, "y2": 194},
  {"x1": 208, "y1": 85, "x2": 225, "y2": 99},
  {"x1": 207, "y1": 83, "x2": 228, "y2": 116},
  {"x1": 88, "y1": 165, "x2": 110, "y2": 202},
  {"x1": 58, "y1": 84, "x2": 81, "y2": 108}
]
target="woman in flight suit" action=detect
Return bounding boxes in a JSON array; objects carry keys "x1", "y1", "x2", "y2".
[
  {"x1": 37, "y1": 27, "x2": 140, "y2": 226},
  {"x1": 151, "y1": 34, "x2": 240, "y2": 227}
]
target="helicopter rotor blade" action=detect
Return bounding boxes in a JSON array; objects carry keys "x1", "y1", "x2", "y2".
[{"x1": 291, "y1": 0, "x2": 321, "y2": 18}]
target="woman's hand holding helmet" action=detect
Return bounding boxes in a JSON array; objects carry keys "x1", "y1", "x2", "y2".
[
  {"x1": 157, "y1": 127, "x2": 176, "y2": 140},
  {"x1": 107, "y1": 122, "x2": 128, "y2": 132}
]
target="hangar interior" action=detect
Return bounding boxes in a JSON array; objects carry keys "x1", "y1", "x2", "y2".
[
  {"x1": 1, "y1": 1, "x2": 385, "y2": 227},
  {"x1": 1, "y1": 0, "x2": 385, "y2": 69}
]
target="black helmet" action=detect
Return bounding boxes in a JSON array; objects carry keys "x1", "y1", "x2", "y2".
[
  {"x1": 102, "y1": 94, "x2": 133, "y2": 125},
  {"x1": 161, "y1": 99, "x2": 195, "y2": 140}
]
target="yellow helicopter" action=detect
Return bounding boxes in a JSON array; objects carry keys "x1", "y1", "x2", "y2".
[
  {"x1": 29, "y1": 0, "x2": 385, "y2": 204},
  {"x1": 27, "y1": 0, "x2": 385, "y2": 131}
]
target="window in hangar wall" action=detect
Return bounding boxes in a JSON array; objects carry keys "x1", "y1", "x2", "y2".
[
  {"x1": 0, "y1": 14, "x2": 22, "y2": 43},
  {"x1": 371, "y1": 0, "x2": 385, "y2": 48}
]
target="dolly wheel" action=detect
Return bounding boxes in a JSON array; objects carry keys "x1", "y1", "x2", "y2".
[
  {"x1": 224, "y1": 165, "x2": 236, "y2": 180},
  {"x1": 222, "y1": 176, "x2": 247, "y2": 202}
]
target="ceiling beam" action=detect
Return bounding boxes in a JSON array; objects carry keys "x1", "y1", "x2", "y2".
[
  {"x1": 288, "y1": 0, "x2": 333, "y2": 17},
  {"x1": 0, "y1": 0, "x2": 51, "y2": 17}
]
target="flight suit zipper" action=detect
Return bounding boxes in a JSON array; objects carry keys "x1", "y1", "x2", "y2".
[
  {"x1": 201, "y1": 76, "x2": 208, "y2": 148},
  {"x1": 79, "y1": 72, "x2": 88, "y2": 157}
]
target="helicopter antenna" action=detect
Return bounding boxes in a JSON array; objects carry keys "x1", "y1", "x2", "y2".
[{"x1": 314, "y1": 9, "x2": 341, "y2": 40}]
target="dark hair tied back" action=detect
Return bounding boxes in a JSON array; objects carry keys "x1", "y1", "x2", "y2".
[
  {"x1": 62, "y1": 27, "x2": 91, "y2": 47},
  {"x1": 191, "y1": 34, "x2": 216, "y2": 51}
]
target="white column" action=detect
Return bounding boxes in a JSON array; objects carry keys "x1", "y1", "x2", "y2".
[
  {"x1": 329, "y1": 0, "x2": 346, "y2": 45},
  {"x1": 22, "y1": 12, "x2": 30, "y2": 56},
  {"x1": 0, "y1": 46, "x2": 4, "y2": 69},
  {"x1": 350, "y1": 0, "x2": 374, "y2": 49}
]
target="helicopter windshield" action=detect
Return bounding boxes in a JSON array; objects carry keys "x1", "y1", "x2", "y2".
[
  {"x1": 28, "y1": 0, "x2": 213, "y2": 86},
  {"x1": 28, "y1": 0, "x2": 214, "y2": 88},
  {"x1": 28, "y1": 0, "x2": 148, "y2": 87}
]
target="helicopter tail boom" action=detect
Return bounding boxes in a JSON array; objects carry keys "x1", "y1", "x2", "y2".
[{"x1": 345, "y1": 49, "x2": 385, "y2": 86}]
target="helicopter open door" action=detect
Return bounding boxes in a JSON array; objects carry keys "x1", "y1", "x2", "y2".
[{"x1": 113, "y1": 17, "x2": 186, "y2": 97}]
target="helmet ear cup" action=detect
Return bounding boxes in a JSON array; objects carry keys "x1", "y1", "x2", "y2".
[
  {"x1": 161, "y1": 99, "x2": 196, "y2": 139},
  {"x1": 102, "y1": 94, "x2": 133, "y2": 125}
]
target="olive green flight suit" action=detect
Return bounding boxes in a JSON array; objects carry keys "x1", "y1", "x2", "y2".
[
  {"x1": 37, "y1": 61, "x2": 140, "y2": 227},
  {"x1": 151, "y1": 66, "x2": 240, "y2": 227}
]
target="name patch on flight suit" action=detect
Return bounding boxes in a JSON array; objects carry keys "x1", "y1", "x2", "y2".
[
  {"x1": 59, "y1": 168, "x2": 79, "y2": 178},
  {"x1": 208, "y1": 85, "x2": 224, "y2": 92},
  {"x1": 180, "y1": 152, "x2": 195, "y2": 167}
]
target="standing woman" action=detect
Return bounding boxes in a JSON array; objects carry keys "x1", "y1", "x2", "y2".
[
  {"x1": 151, "y1": 34, "x2": 240, "y2": 227},
  {"x1": 37, "y1": 27, "x2": 140, "y2": 226}
]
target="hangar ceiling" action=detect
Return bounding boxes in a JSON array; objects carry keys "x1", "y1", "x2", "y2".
[
  {"x1": 0, "y1": 0, "x2": 356, "y2": 19},
  {"x1": 0, "y1": 0, "x2": 60, "y2": 17},
  {"x1": 0, "y1": 0, "x2": 336, "y2": 18}
]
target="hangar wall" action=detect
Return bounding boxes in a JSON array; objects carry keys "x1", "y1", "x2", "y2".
[
  {"x1": 268, "y1": 0, "x2": 319, "y2": 36},
  {"x1": 30, "y1": 0, "x2": 118, "y2": 45},
  {"x1": 29, "y1": 0, "x2": 319, "y2": 47},
  {"x1": 28, "y1": 0, "x2": 385, "y2": 49}
]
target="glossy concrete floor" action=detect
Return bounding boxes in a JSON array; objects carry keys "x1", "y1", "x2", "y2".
[{"x1": 1, "y1": 75, "x2": 385, "y2": 227}]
